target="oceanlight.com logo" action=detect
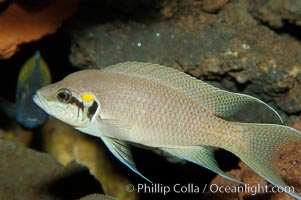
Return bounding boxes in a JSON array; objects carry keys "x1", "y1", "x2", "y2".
[
  {"x1": 125, "y1": 183, "x2": 295, "y2": 196},
  {"x1": 208, "y1": 184, "x2": 295, "y2": 196}
]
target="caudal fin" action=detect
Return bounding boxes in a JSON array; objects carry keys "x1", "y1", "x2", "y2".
[{"x1": 233, "y1": 123, "x2": 301, "y2": 199}]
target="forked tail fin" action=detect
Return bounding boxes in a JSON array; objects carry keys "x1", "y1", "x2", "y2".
[{"x1": 233, "y1": 123, "x2": 301, "y2": 199}]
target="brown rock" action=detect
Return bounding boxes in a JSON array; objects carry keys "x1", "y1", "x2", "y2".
[
  {"x1": 0, "y1": 0, "x2": 78, "y2": 59},
  {"x1": 199, "y1": 0, "x2": 229, "y2": 13},
  {"x1": 4, "y1": 123, "x2": 33, "y2": 147}
]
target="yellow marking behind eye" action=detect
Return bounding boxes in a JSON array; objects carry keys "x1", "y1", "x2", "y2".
[{"x1": 82, "y1": 93, "x2": 94, "y2": 102}]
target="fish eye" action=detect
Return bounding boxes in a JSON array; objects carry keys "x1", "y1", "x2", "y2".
[{"x1": 56, "y1": 88, "x2": 72, "y2": 103}]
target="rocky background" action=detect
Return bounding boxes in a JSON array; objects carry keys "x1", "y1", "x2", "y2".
[{"x1": 0, "y1": 0, "x2": 301, "y2": 199}]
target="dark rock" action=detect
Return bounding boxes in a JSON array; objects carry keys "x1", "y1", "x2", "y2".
[
  {"x1": 69, "y1": 0, "x2": 301, "y2": 117},
  {"x1": 248, "y1": 0, "x2": 301, "y2": 28},
  {"x1": 0, "y1": 138, "x2": 103, "y2": 200},
  {"x1": 276, "y1": 82, "x2": 301, "y2": 114}
]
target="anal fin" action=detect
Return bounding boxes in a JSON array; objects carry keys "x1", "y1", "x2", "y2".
[{"x1": 160, "y1": 146, "x2": 242, "y2": 184}]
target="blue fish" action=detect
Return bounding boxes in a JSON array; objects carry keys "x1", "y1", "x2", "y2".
[{"x1": 15, "y1": 51, "x2": 51, "y2": 128}]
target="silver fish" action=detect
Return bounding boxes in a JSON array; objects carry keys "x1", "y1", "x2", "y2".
[
  {"x1": 79, "y1": 194, "x2": 116, "y2": 200},
  {"x1": 33, "y1": 62, "x2": 301, "y2": 199}
]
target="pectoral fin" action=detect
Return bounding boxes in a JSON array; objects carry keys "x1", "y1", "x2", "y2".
[
  {"x1": 160, "y1": 146, "x2": 242, "y2": 184},
  {"x1": 98, "y1": 118, "x2": 131, "y2": 140},
  {"x1": 101, "y1": 137, "x2": 151, "y2": 183}
]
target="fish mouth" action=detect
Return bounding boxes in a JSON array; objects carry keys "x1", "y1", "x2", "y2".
[{"x1": 33, "y1": 92, "x2": 46, "y2": 111}]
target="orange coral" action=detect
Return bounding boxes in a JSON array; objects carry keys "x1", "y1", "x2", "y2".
[{"x1": 0, "y1": 0, "x2": 78, "y2": 59}]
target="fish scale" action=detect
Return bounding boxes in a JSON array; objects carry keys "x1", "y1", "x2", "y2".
[
  {"x1": 99, "y1": 80, "x2": 187, "y2": 145},
  {"x1": 33, "y1": 62, "x2": 301, "y2": 199},
  {"x1": 97, "y1": 74, "x2": 228, "y2": 147}
]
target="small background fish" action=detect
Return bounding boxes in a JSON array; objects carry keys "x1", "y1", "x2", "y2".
[{"x1": 15, "y1": 51, "x2": 51, "y2": 128}]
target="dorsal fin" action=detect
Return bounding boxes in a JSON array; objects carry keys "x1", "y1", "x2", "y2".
[{"x1": 104, "y1": 62, "x2": 283, "y2": 124}]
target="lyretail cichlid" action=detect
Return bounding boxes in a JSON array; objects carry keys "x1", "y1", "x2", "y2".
[{"x1": 33, "y1": 62, "x2": 301, "y2": 199}]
